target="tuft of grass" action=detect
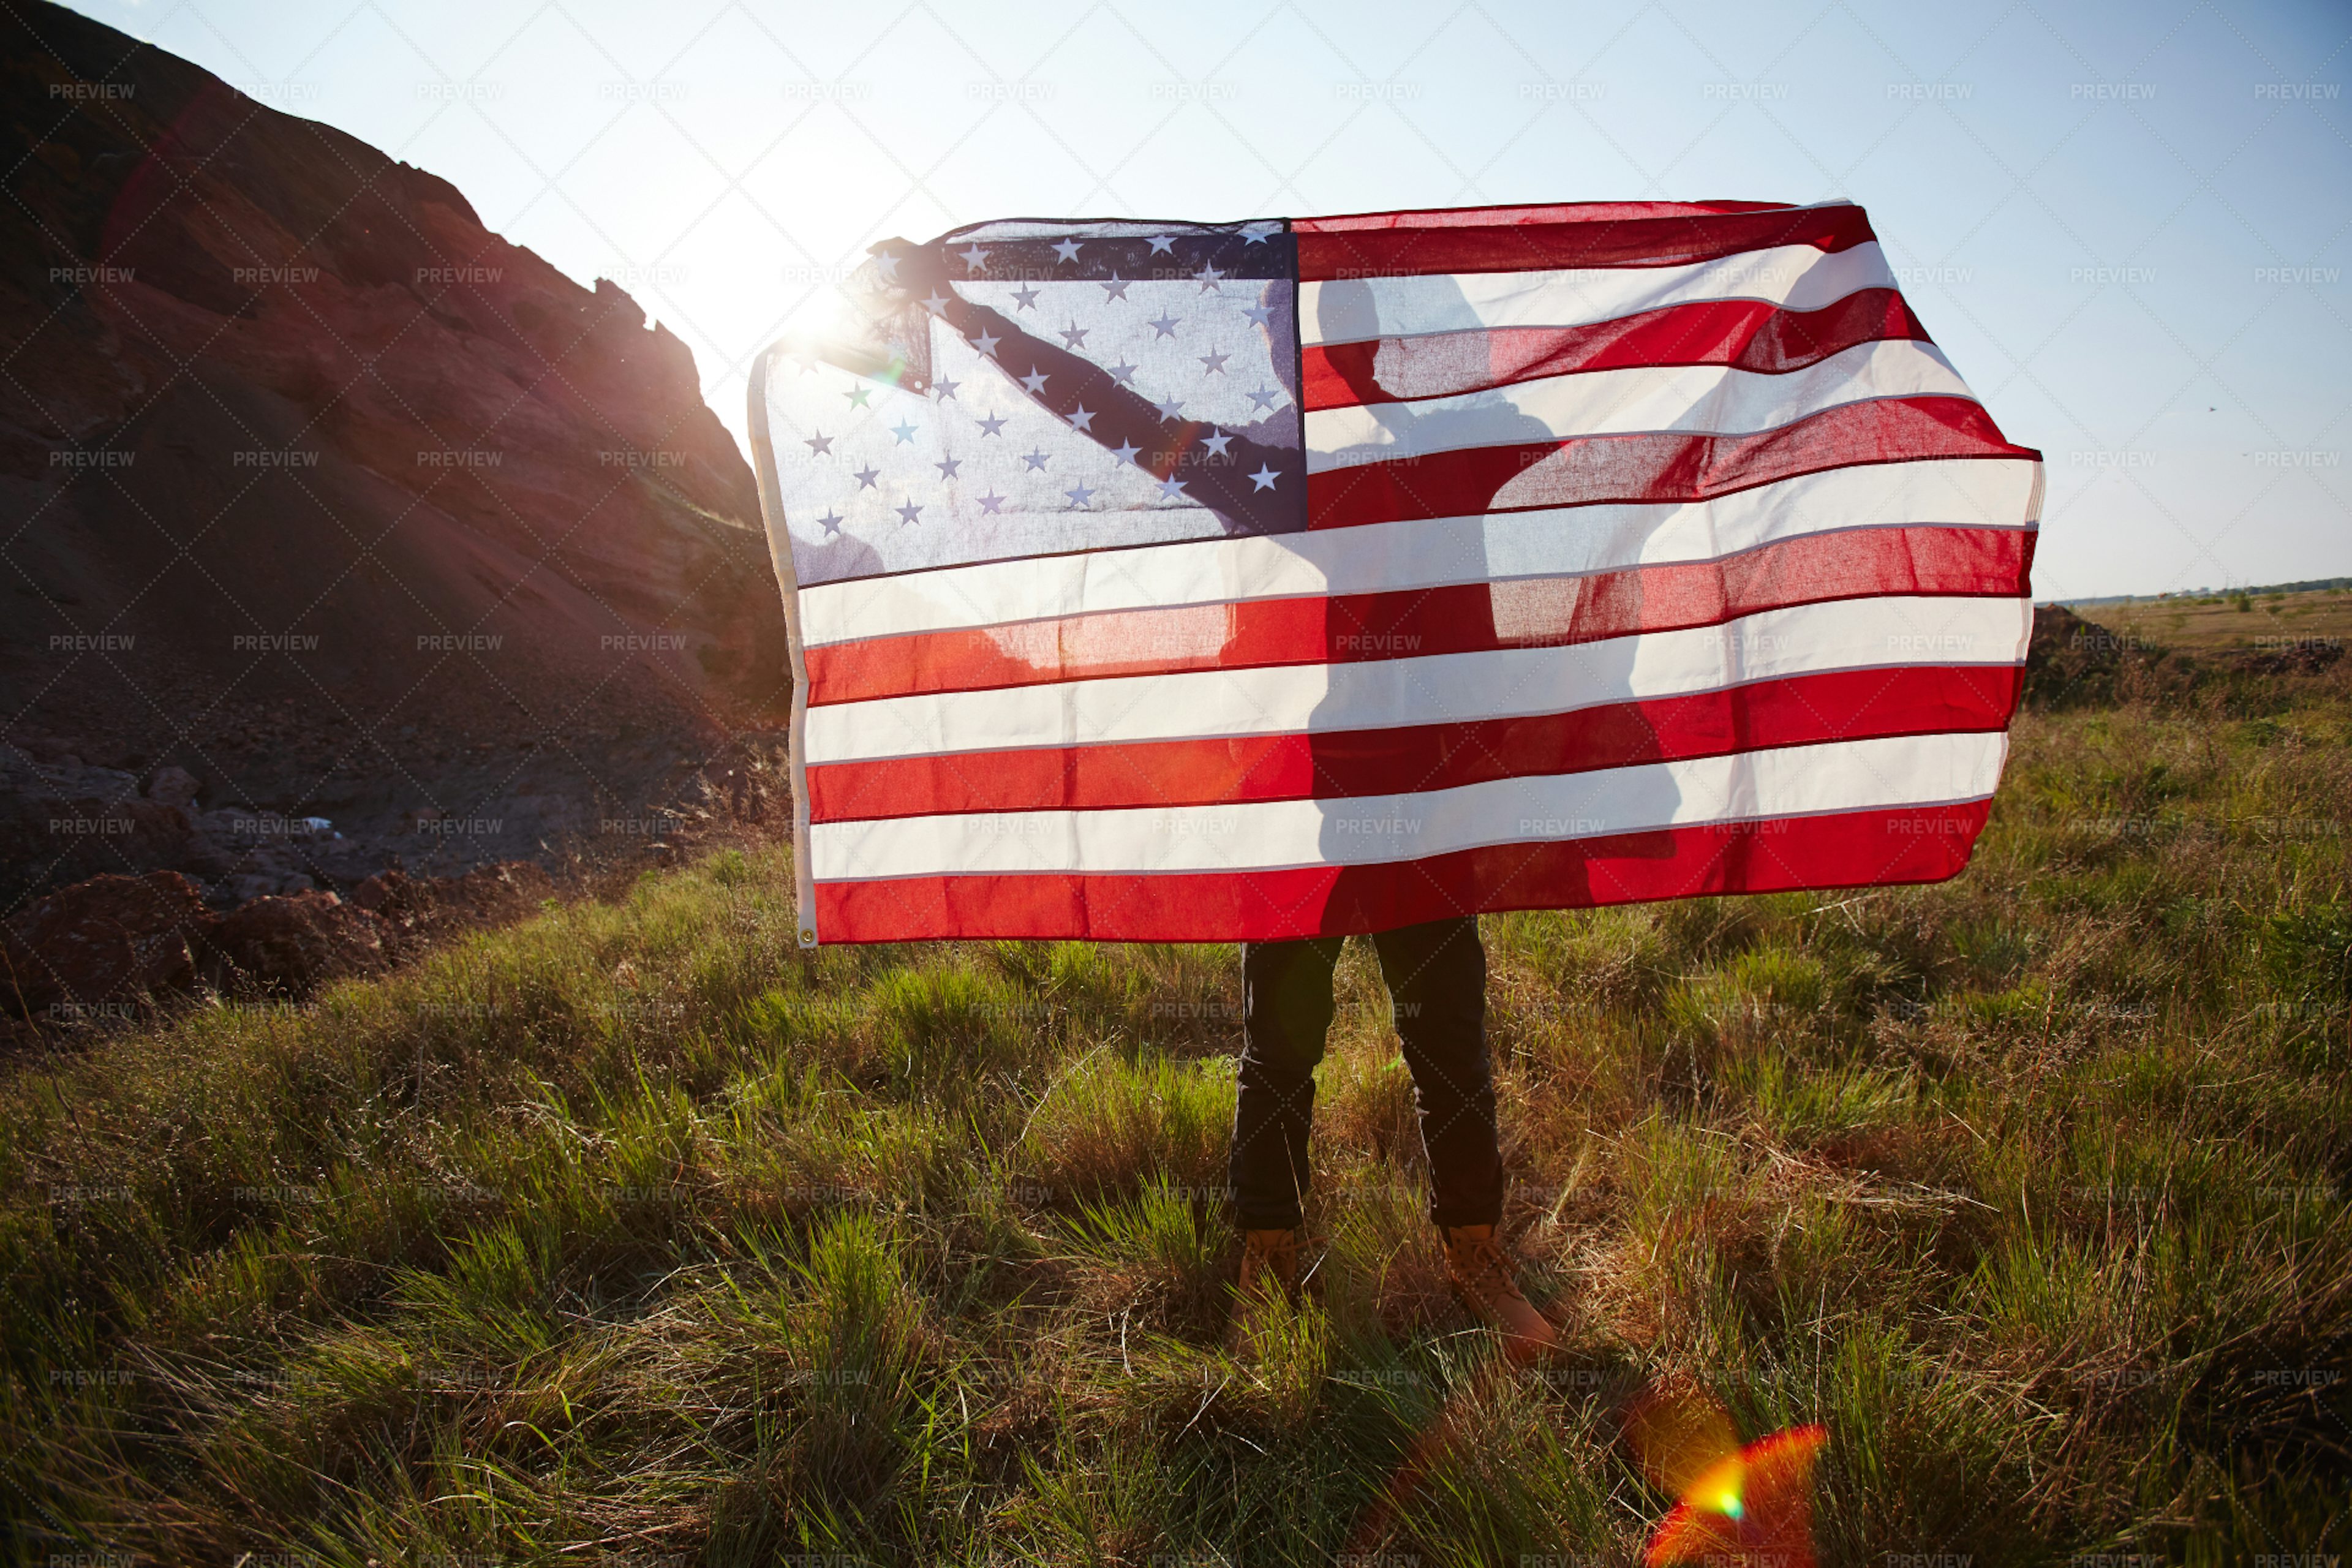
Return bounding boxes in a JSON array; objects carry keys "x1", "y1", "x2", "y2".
[{"x1": 1016, "y1": 1049, "x2": 1231, "y2": 1208}]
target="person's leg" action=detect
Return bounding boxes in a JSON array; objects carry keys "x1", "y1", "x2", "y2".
[
  {"x1": 1369, "y1": 916, "x2": 1504, "y2": 1230},
  {"x1": 1365, "y1": 917, "x2": 1555, "y2": 1357},
  {"x1": 1229, "y1": 934, "x2": 1346, "y2": 1231}
]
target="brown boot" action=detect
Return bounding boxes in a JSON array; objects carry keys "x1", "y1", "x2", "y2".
[
  {"x1": 1227, "y1": 1227, "x2": 1303, "y2": 1352},
  {"x1": 1442, "y1": 1224, "x2": 1558, "y2": 1362},
  {"x1": 1235, "y1": 1226, "x2": 1301, "y2": 1302}
]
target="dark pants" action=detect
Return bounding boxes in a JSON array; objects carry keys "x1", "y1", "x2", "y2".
[{"x1": 1227, "y1": 916, "x2": 1503, "y2": 1232}]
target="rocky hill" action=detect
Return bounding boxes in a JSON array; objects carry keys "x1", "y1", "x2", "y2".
[{"x1": 0, "y1": 1, "x2": 790, "y2": 915}]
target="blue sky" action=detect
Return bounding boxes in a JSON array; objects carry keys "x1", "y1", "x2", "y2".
[{"x1": 65, "y1": 0, "x2": 2352, "y2": 598}]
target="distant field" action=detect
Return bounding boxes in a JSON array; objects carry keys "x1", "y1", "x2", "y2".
[
  {"x1": 2084, "y1": 584, "x2": 2352, "y2": 654},
  {"x1": 2, "y1": 625, "x2": 2347, "y2": 1565}
]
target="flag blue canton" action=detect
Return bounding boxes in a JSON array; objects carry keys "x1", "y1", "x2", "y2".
[{"x1": 760, "y1": 218, "x2": 1304, "y2": 586}]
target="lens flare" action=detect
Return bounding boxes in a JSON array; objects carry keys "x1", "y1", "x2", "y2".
[
  {"x1": 1627, "y1": 1382, "x2": 1828, "y2": 1568},
  {"x1": 1684, "y1": 1451, "x2": 1746, "y2": 1518}
]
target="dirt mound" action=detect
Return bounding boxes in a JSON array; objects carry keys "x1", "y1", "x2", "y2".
[
  {"x1": 205, "y1": 889, "x2": 386, "y2": 997},
  {"x1": 2022, "y1": 604, "x2": 2192, "y2": 709},
  {"x1": 4, "y1": 859, "x2": 575, "y2": 1044},
  {"x1": 2, "y1": 870, "x2": 212, "y2": 1026}
]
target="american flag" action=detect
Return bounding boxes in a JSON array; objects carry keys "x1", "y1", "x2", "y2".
[{"x1": 747, "y1": 201, "x2": 2040, "y2": 946}]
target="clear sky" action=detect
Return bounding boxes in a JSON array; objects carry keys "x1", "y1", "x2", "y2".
[{"x1": 62, "y1": 0, "x2": 2352, "y2": 600}]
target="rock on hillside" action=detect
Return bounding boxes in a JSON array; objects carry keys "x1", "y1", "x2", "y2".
[{"x1": 0, "y1": 2, "x2": 790, "y2": 911}]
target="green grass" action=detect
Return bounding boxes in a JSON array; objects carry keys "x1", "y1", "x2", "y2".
[{"x1": 3, "y1": 666, "x2": 2350, "y2": 1564}]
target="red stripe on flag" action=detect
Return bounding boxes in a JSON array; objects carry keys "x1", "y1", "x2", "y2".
[
  {"x1": 1295, "y1": 199, "x2": 1793, "y2": 231},
  {"x1": 1294, "y1": 203, "x2": 1878, "y2": 280},
  {"x1": 812, "y1": 798, "x2": 1994, "y2": 942},
  {"x1": 806, "y1": 663, "x2": 2022, "y2": 821},
  {"x1": 1302, "y1": 289, "x2": 1933, "y2": 412},
  {"x1": 1307, "y1": 396, "x2": 2038, "y2": 532},
  {"x1": 804, "y1": 524, "x2": 2030, "y2": 706}
]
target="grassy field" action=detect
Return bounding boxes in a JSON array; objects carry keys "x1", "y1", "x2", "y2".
[
  {"x1": 2, "y1": 622, "x2": 2348, "y2": 1565},
  {"x1": 2087, "y1": 582, "x2": 2352, "y2": 654}
]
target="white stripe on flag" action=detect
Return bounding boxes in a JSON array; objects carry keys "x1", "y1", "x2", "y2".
[
  {"x1": 1299, "y1": 241, "x2": 1897, "y2": 345},
  {"x1": 803, "y1": 595, "x2": 2030, "y2": 764},
  {"x1": 1305, "y1": 340, "x2": 1972, "y2": 472},
  {"x1": 809, "y1": 730, "x2": 2009, "y2": 879}
]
